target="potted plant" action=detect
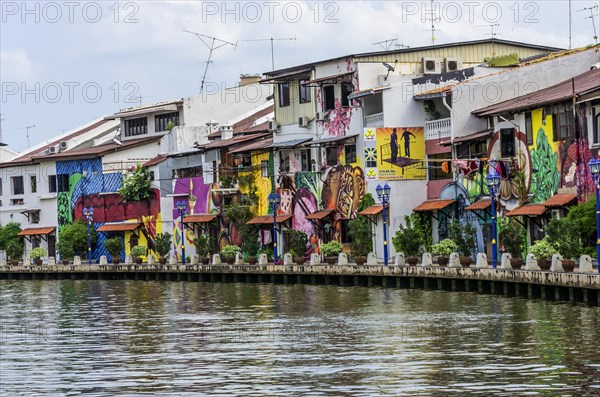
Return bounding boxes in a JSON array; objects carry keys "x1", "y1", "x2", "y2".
[
  {"x1": 287, "y1": 229, "x2": 308, "y2": 265},
  {"x1": 546, "y1": 218, "x2": 581, "y2": 273},
  {"x1": 320, "y1": 241, "x2": 344, "y2": 264},
  {"x1": 57, "y1": 238, "x2": 75, "y2": 265},
  {"x1": 30, "y1": 247, "x2": 47, "y2": 266},
  {"x1": 194, "y1": 233, "x2": 212, "y2": 265},
  {"x1": 431, "y1": 239, "x2": 457, "y2": 266},
  {"x1": 130, "y1": 245, "x2": 147, "y2": 264},
  {"x1": 240, "y1": 225, "x2": 260, "y2": 265},
  {"x1": 104, "y1": 237, "x2": 125, "y2": 265},
  {"x1": 499, "y1": 218, "x2": 526, "y2": 269},
  {"x1": 392, "y1": 215, "x2": 423, "y2": 265},
  {"x1": 449, "y1": 220, "x2": 476, "y2": 267},
  {"x1": 58, "y1": 219, "x2": 97, "y2": 262},
  {"x1": 530, "y1": 237, "x2": 556, "y2": 271},
  {"x1": 5, "y1": 239, "x2": 24, "y2": 266},
  {"x1": 348, "y1": 216, "x2": 373, "y2": 265},
  {"x1": 154, "y1": 232, "x2": 172, "y2": 265},
  {"x1": 220, "y1": 245, "x2": 241, "y2": 265}
]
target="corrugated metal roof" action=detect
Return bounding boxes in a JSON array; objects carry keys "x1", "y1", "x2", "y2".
[
  {"x1": 348, "y1": 85, "x2": 390, "y2": 100},
  {"x1": 307, "y1": 72, "x2": 353, "y2": 85},
  {"x1": 183, "y1": 214, "x2": 218, "y2": 223},
  {"x1": 309, "y1": 133, "x2": 358, "y2": 146},
  {"x1": 465, "y1": 199, "x2": 492, "y2": 211},
  {"x1": 204, "y1": 133, "x2": 270, "y2": 149},
  {"x1": 111, "y1": 100, "x2": 182, "y2": 118},
  {"x1": 229, "y1": 137, "x2": 273, "y2": 154},
  {"x1": 18, "y1": 227, "x2": 56, "y2": 236},
  {"x1": 542, "y1": 193, "x2": 578, "y2": 208},
  {"x1": 268, "y1": 138, "x2": 312, "y2": 149},
  {"x1": 440, "y1": 129, "x2": 492, "y2": 146},
  {"x1": 413, "y1": 199, "x2": 456, "y2": 212},
  {"x1": 97, "y1": 223, "x2": 141, "y2": 232},
  {"x1": 506, "y1": 204, "x2": 547, "y2": 217},
  {"x1": 305, "y1": 209, "x2": 334, "y2": 220},
  {"x1": 32, "y1": 135, "x2": 162, "y2": 160},
  {"x1": 247, "y1": 214, "x2": 293, "y2": 225},
  {"x1": 473, "y1": 69, "x2": 600, "y2": 116},
  {"x1": 143, "y1": 154, "x2": 167, "y2": 167}
]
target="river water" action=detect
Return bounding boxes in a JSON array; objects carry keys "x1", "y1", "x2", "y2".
[{"x1": 0, "y1": 280, "x2": 598, "y2": 396}]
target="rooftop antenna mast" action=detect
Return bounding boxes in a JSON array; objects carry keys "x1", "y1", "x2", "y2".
[
  {"x1": 423, "y1": 0, "x2": 440, "y2": 46},
  {"x1": 240, "y1": 36, "x2": 296, "y2": 71},
  {"x1": 19, "y1": 125, "x2": 35, "y2": 148},
  {"x1": 0, "y1": 114, "x2": 4, "y2": 143},
  {"x1": 183, "y1": 30, "x2": 237, "y2": 94},
  {"x1": 577, "y1": 5, "x2": 599, "y2": 44},
  {"x1": 478, "y1": 23, "x2": 500, "y2": 56},
  {"x1": 373, "y1": 36, "x2": 410, "y2": 50}
]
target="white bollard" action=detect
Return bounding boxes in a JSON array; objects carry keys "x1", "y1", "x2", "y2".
[
  {"x1": 394, "y1": 253, "x2": 406, "y2": 267},
  {"x1": 146, "y1": 255, "x2": 155, "y2": 265},
  {"x1": 73, "y1": 256, "x2": 82, "y2": 266},
  {"x1": 309, "y1": 253, "x2": 320, "y2": 266},
  {"x1": 550, "y1": 254, "x2": 564, "y2": 272},
  {"x1": 476, "y1": 253, "x2": 489, "y2": 268},
  {"x1": 235, "y1": 252, "x2": 244, "y2": 265},
  {"x1": 23, "y1": 258, "x2": 32, "y2": 267},
  {"x1": 577, "y1": 255, "x2": 593, "y2": 273},
  {"x1": 284, "y1": 253, "x2": 293, "y2": 265},
  {"x1": 337, "y1": 252, "x2": 348, "y2": 266},
  {"x1": 125, "y1": 255, "x2": 133, "y2": 265},
  {"x1": 169, "y1": 256, "x2": 178, "y2": 265},
  {"x1": 500, "y1": 253, "x2": 512, "y2": 270},
  {"x1": 525, "y1": 253, "x2": 541, "y2": 271},
  {"x1": 212, "y1": 254, "x2": 222, "y2": 265},
  {"x1": 189, "y1": 255, "x2": 198, "y2": 265},
  {"x1": 419, "y1": 252, "x2": 432, "y2": 267},
  {"x1": 367, "y1": 252, "x2": 378, "y2": 266},
  {"x1": 47, "y1": 257, "x2": 56, "y2": 266},
  {"x1": 448, "y1": 252, "x2": 461, "y2": 268},
  {"x1": 99, "y1": 255, "x2": 108, "y2": 265}
]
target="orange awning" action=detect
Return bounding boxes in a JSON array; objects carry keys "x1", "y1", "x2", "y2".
[
  {"x1": 184, "y1": 214, "x2": 218, "y2": 223},
  {"x1": 358, "y1": 204, "x2": 386, "y2": 216},
  {"x1": 542, "y1": 193, "x2": 577, "y2": 208},
  {"x1": 506, "y1": 204, "x2": 547, "y2": 217},
  {"x1": 97, "y1": 223, "x2": 141, "y2": 232},
  {"x1": 305, "y1": 209, "x2": 334, "y2": 220},
  {"x1": 413, "y1": 199, "x2": 456, "y2": 212},
  {"x1": 18, "y1": 227, "x2": 55, "y2": 236},
  {"x1": 247, "y1": 214, "x2": 292, "y2": 225},
  {"x1": 465, "y1": 199, "x2": 492, "y2": 211}
]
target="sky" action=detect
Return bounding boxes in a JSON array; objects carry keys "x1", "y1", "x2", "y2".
[{"x1": 1, "y1": 0, "x2": 599, "y2": 153}]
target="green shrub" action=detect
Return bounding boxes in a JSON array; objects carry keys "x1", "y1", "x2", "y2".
[
  {"x1": 431, "y1": 239, "x2": 457, "y2": 256},
  {"x1": 130, "y1": 245, "x2": 147, "y2": 260},
  {"x1": 154, "y1": 232, "x2": 172, "y2": 258},
  {"x1": 0, "y1": 222, "x2": 22, "y2": 251},
  {"x1": 287, "y1": 229, "x2": 308, "y2": 257},
  {"x1": 530, "y1": 237, "x2": 557, "y2": 261},
  {"x1": 546, "y1": 217, "x2": 582, "y2": 260},
  {"x1": 499, "y1": 218, "x2": 526, "y2": 259},
  {"x1": 392, "y1": 215, "x2": 423, "y2": 256},
  {"x1": 104, "y1": 237, "x2": 124, "y2": 258},
  {"x1": 5, "y1": 239, "x2": 24, "y2": 262},
  {"x1": 220, "y1": 245, "x2": 241, "y2": 259},
  {"x1": 194, "y1": 233, "x2": 212, "y2": 258},
  {"x1": 30, "y1": 247, "x2": 47, "y2": 259},
  {"x1": 58, "y1": 219, "x2": 97, "y2": 259},
  {"x1": 320, "y1": 241, "x2": 344, "y2": 257},
  {"x1": 448, "y1": 220, "x2": 477, "y2": 257},
  {"x1": 118, "y1": 164, "x2": 153, "y2": 202},
  {"x1": 348, "y1": 218, "x2": 373, "y2": 258},
  {"x1": 240, "y1": 225, "x2": 260, "y2": 257}
]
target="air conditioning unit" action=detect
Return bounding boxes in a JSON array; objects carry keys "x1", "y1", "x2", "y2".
[
  {"x1": 48, "y1": 145, "x2": 58, "y2": 154},
  {"x1": 445, "y1": 58, "x2": 462, "y2": 72},
  {"x1": 298, "y1": 116, "x2": 310, "y2": 128},
  {"x1": 268, "y1": 120, "x2": 279, "y2": 131},
  {"x1": 423, "y1": 57, "x2": 442, "y2": 74},
  {"x1": 59, "y1": 141, "x2": 68, "y2": 150},
  {"x1": 316, "y1": 111, "x2": 329, "y2": 121}
]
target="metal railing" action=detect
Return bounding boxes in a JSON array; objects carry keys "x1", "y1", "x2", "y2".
[
  {"x1": 425, "y1": 117, "x2": 451, "y2": 140},
  {"x1": 364, "y1": 112, "x2": 384, "y2": 128}
]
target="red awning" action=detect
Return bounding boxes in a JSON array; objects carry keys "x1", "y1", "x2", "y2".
[
  {"x1": 542, "y1": 193, "x2": 577, "y2": 208},
  {"x1": 184, "y1": 214, "x2": 218, "y2": 223},
  {"x1": 18, "y1": 227, "x2": 55, "y2": 236},
  {"x1": 97, "y1": 223, "x2": 141, "y2": 232},
  {"x1": 305, "y1": 209, "x2": 334, "y2": 220},
  {"x1": 247, "y1": 214, "x2": 292, "y2": 225},
  {"x1": 506, "y1": 204, "x2": 547, "y2": 217},
  {"x1": 465, "y1": 199, "x2": 492, "y2": 211},
  {"x1": 413, "y1": 199, "x2": 456, "y2": 212},
  {"x1": 358, "y1": 204, "x2": 386, "y2": 216}
]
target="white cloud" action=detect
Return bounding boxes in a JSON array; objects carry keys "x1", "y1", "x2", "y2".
[{"x1": 0, "y1": 49, "x2": 35, "y2": 80}]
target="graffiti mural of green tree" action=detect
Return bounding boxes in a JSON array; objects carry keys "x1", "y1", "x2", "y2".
[{"x1": 529, "y1": 128, "x2": 560, "y2": 203}]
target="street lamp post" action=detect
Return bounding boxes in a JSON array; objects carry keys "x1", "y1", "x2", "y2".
[
  {"x1": 176, "y1": 201, "x2": 187, "y2": 265},
  {"x1": 588, "y1": 158, "x2": 600, "y2": 273},
  {"x1": 82, "y1": 207, "x2": 94, "y2": 265},
  {"x1": 486, "y1": 171, "x2": 501, "y2": 269},
  {"x1": 268, "y1": 192, "x2": 281, "y2": 264},
  {"x1": 376, "y1": 183, "x2": 391, "y2": 266}
]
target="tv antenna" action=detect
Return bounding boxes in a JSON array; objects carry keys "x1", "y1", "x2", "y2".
[
  {"x1": 478, "y1": 24, "x2": 500, "y2": 55},
  {"x1": 423, "y1": 0, "x2": 440, "y2": 46},
  {"x1": 19, "y1": 125, "x2": 35, "y2": 148},
  {"x1": 577, "y1": 5, "x2": 599, "y2": 44},
  {"x1": 240, "y1": 36, "x2": 296, "y2": 71},
  {"x1": 183, "y1": 30, "x2": 237, "y2": 94},
  {"x1": 133, "y1": 95, "x2": 153, "y2": 106},
  {"x1": 373, "y1": 36, "x2": 410, "y2": 50}
]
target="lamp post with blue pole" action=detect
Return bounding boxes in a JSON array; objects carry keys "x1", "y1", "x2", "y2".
[
  {"x1": 588, "y1": 157, "x2": 600, "y2": 273},
  {"x1": 486, "y1": 170, "x2": 501, "y2": 269},
  {"x1": 268, "y1": 192, "x2": 281, "y2": 264},
  {"x1": 376, "y1": 183, "x2": 391, "y2": 266},
  {"x1": 176, "y1": 201, "x2": 187, "y2": 265},
  {"x1": 82, "y1": 207, "x2": 94, "y2": 265}
]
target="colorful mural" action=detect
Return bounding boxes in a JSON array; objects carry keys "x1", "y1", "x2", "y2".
[{"x1": 369, "y1": 127, "x2": 426, "y2": 180}]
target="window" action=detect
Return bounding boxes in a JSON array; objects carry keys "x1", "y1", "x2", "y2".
[
  {"x1": 323, "y1": 85, "x2": 335, "y2": 110},
  {"x1": 279, "y1": 151, "x2": 290, "y2": 173},
  {"x1": 11, "y1": 176, "x2": 24, "y2": 195},
  {"x1": 326, "y1": 147, "x2": 337, "y2": 166},
  {"x1": 234, "y1": 155, "x2": 251, "y2": 168},
  {"x1": 301, "y1": 149, "x2": 312, "y2": 172},
  {"x1": 428, "y1": 153, "x2": 451, "y2": 181},
  {"x1": 457, "y1": 141, "x2": 487, "y2": 159},
  {"x1": 341, "y1": 83, "x2": 353, "y2": 107},
  {"x1": 500, "y1": 128, "x2": 515, "y2": 157},
  {"x1": 299, "y1": 79, "x2": 311, "y2": 104},
  {"x1": 155, "y1": 112, "x2": 180, "y2": 132},
  {"x1": 174, "y1": 166, "x2": 203, "y2": 179},
  {"x1": 49, "y1": 175, "x2": 57, "y2": 193},
  {"x1": 32, "y1": 236, "x2": 40, "y2": 249},
  {"x1": 593, "y1": 104, "x2": 600, "y2": 144},
  {"x1": 11, "y1": 198, "x2": 24, "y2": 206},
  {"x1": 30, "y1": 175, "x2": 37, "y2": 193},
  {"x1": 525, "y1": 111, "x2": 533, "y2": 145},
  {"x1": 278, "y1": 82, "x2": 290, "y2": 107},
  {"x1": 31, "y1": 211, "x2": 40, "y2": 224},
  {"x1": 553, "y1": 111, "x2": 573, "y2": 140},
  {"x1": 261, "y1": 160, "x2": 269, "y2": 177},
  {"x1": 340, "y1": 219, "x2": 352, "y2": 244},
  {"x1": 57, "y1": 174, "x2": 69, "y2": 193},
  {"x1": 0, "y1": 178, "x2": 3, "y2": 196},
  {"x1": 149, "y1": 171, "x2": 155, "y2": 181},
  {"x1": 345, "y1": 144, "x2": 356, "y2": 164},
  {"x1": 124, "y1": 117, "x2": 148, "y2": 137}
]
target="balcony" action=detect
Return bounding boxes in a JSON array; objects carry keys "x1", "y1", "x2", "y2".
[
  {"x1": 364, "y1": 112, "x2": 384, "y2": 128},
  {"x1": 425, "y1": 117, "x2": 451, "y2": 140}
]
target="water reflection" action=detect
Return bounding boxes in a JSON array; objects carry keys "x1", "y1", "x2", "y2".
[{"x1": 0, "y1": 280, "x2": 598, "y2": 396}]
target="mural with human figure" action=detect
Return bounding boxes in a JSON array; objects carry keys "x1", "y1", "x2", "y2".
[{"x1": 366, "y1": 127, "x2": 426, "y2": 181}]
